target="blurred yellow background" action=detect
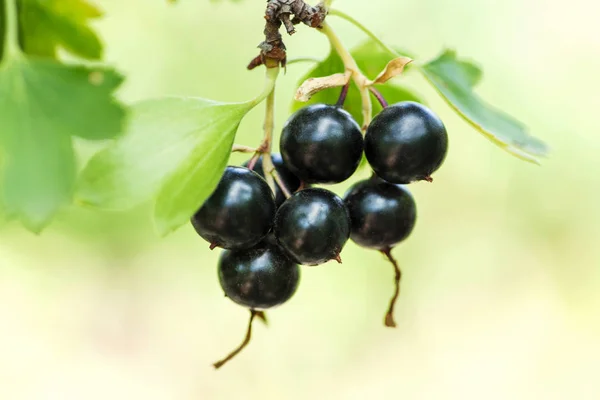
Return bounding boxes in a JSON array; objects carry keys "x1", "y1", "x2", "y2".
[{"x1": 1, "y1": 0, "x2": 599, "y2": 398}]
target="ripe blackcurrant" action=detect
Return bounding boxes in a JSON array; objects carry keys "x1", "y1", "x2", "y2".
[
  {"x1": 243, "y1": 153, "x2": 301, "y2": 207},
  {"x1": 280, "y1": 104, "x2": 363, "y2": 184},
  {"x1": 214, "y1": 238, "x2": 299, "y2": 369},
  {"x1": 344, "y1": 178, "x2": 417, "y2": 250},
  {"x1": 274, "y1": 188, "x2": 351, "y2": 266},
  {"x1": 365, "y1": 101, "x2": 448, "y2": 184},
  {"x1": 191, "y1": 166, "x2": 276, "y2": 250},
  {"x1": 218, "y1": 239, "x2": 300, "y2": 310}
]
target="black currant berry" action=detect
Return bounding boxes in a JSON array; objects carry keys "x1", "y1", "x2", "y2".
[
  {"x1": 280, "y1": 104, "x2": 363, "y2": 184},
  {"x1": 344, "y1": 178, "x2": 417, "y2": 250},
  {"x1": 218, "y1": 239, "x2": 300, "y2": 310},
  {"x1": 191, "y1": 166, "x2": 276, "y2": 250},
  {"x1": 274, "y1": 188, "x2": 351, "y2": 266},
  {"x1": 243, "y1": 153, "x2": 301, "y2": 207},
  {"x1": 365, "y1": 101, "x2": 448, "y2": 184}
]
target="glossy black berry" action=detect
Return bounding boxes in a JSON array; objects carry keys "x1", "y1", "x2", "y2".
[
  {"x1": 218, "y1": 239, "x2": 300, "y2": 310},
  {"x1": 191, "y1": 166, "x2": 276, "y2": 250},
  {"x1": 344, "y1": 178, "x2": 417, "y2": 250},
  {"x1": 280, "y1": 104, "x2": 363, "y2": 184},
  {"x1": 365, "y1": 101, "x2": 448, "y2": 184},
  {"x1": 274, "y1": 188, "x2": 351, "y2": 266},
  {"x1": 243, "y1": 153, "x2": 301, "y2": 207}
]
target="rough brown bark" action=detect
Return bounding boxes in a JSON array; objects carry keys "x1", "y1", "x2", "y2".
[{"x1": 248, "y1": 0, "x2": 328, "y2": 69}]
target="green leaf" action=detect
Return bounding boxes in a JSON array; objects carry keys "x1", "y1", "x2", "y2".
[
  {"x1": 77, "y1": 98, "x2": 253, "y2": 235},
  {"x1": 420, "y1": 50, "x2": 548, "y2": 163},
  {"x1": 0, "y1": 0, "x2": 104, "y2": 60},
  {"x1": 350, "y1": 40, "x2": 415, "y2": 78},
  {"x1": 292, "y1": 40, "x2": 423, "y2": 124},
  {"x1": 0, "y1": 56, "x2": 125, "y2": 231}
]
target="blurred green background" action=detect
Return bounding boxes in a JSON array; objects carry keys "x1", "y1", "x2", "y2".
[{"x1": 1, "y1": 0, "x2": 599, "y2": 398}]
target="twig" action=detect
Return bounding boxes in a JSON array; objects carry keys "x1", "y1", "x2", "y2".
[{"x1": 248, "y1": 0, "x2": 328, "y2": 69}]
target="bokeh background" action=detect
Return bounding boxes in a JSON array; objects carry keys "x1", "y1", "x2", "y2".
[{"x1": 1, "y1": 0, "x2": 599, "y2": 398}]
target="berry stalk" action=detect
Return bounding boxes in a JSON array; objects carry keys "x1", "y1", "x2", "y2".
[
  {"x1": 260, "y1": 87, "x2": 278, "y2": 194},
  {"x1": 336, "y1": 81, "x2": 351, "y2": 107},
  {"x1": 319, "y1": 22, "x2": 372, "y2": 131},
  {"x1": 213, "y1": 309, "x2": 260, "y2": 369},
  {"x1": 381, "y1": 247, "x2": 402, "y2": 328},
  {"x1": 250, "y1": 67, "x2": 293, "y2": 199},
  {"x1": 369, "y1": 87, "x2": 389, "y2": 108},
  {"x1": 232, "y1": 144, "x2": 259, "y2": 153}
]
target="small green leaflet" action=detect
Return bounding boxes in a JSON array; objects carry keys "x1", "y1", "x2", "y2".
[
  {"x1": 0, "y1": 56, "x2": 125, "y2": 231},
  {"x1": 291, "y1": 40, "x2": 424, "y2": 124},
  {"x1": 420, "y1": 50, "x2": 548, "y2": 163},
  {"x1": 0, "y1": 0, "x2": 104, "y2": 60},
  {"x1": 77, "y1": 98, "x2": 254, "y2": 236}
]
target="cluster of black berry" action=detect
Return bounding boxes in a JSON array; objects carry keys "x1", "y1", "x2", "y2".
[{"x1": 191, "y1": 100, "x2": 448, "y2": 368}]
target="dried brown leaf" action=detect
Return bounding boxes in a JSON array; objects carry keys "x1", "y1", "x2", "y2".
[
  {"x1": 367, "y1": 57, "x2": 413, "y2": 85},
  {"x1": 294, "y1": 71, "x2": 351, "y2": 102}
]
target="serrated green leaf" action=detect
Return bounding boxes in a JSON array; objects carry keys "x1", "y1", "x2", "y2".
[
  {"x1": 292, "y1": 40, "x2": 423, "y2": 124},
  {"x1": 420, "y1": 50, "x2": 548, "y2": 163},
  {"x1": 77, "y1": 98, "x2": 253, "y2": 235},
  {"x1": 0, "y1": 56, "x2": 125, "y2": 231},
  {"x1": 0, "y1": 0, "x2": 104, "y2": 60}
]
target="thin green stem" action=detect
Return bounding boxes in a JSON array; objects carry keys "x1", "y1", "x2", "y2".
[
  {"x1": 286, "y1": 57, "x2": 322, "y2": 66},
  {"x1": 319, "y1": 22, "x2": 359, "y2": 71},
  {"x1": 2, "y1": 0, "x2": 22, "y2": 61},
  {"x1": 244, "y1": 66, "x2": 279, "y2": 174},
  {"x1": 328, "y1": 8, "x2": 399, "y2": 59},
  {"x1": 263, "y1": 87, "x2": 276, "y2": 153},
  {"x1": 249, "y1": 66, "x2": 280, "y2": 108},
  {"x1": 248, "y1": 66, "x2": 292, "y2": 197},
  {"x1": 272, "y1": 170, "x2": 292, "y2": 198},
  {"x1": 319, "y1": 22, "x2": 372, "y2": 130},
  {"x1": 259, "y1": 79, "x2": 277, "y2": 194}
]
